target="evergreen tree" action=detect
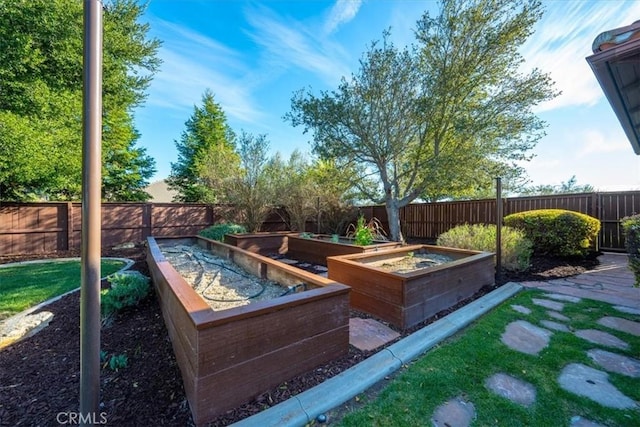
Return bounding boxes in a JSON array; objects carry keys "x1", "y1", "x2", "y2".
[
  {"x1": 0, "y1": 0, "x2": 160, "y2": 201},
  {"x1": 167, "y1": 90, "x2": 238, "y2": 203}
]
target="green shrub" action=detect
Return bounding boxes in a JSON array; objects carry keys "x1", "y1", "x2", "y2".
[
  {"x1": 504, "y1": 209, "x2": 600, "y2": 257},
  {"x1": 101, "y1": 272, "x2": 150, "y2": 324},
  {"x1": 198, "y1": 223, "x2": 247, "y2": 242},
  {"x1": 437, "y1": 223, "x2": 533, "y2": 272},
  {"x1": 621, "y1": 214, "x2": 640, "y2": 287}
]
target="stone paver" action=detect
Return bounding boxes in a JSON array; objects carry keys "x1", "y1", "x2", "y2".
[
  {"x1": 501, "y1": 320, "x2": 552, "y2": 355},
  {"x1": 570, "y1": 416, "x2": 606, "y2": 427},
  {"x1": 485, "y1": 373, "x2": 536, "y2": 407},
  {"x1": 574, "y1": 329, "x2": 629, "y2": 350},
  {"x1": 587, "y1": 349, "x2": 640, "y2": 378},
  {"x1": 558, "y1": 363, "x2": 637, "y2": 409},
  {"x1": 349, "y1": 318, "x2": 400, "y2": 351},
  {"x1": 547, "y1": 310, "x2": 570, "y2": 322},
  {"x1": 532, "y1": 298, "x2": 565, "y2": 311},
  {"x1": 511, "y1": 305, "x2": 531, "y2": 315},
  {"x1": 597, "y1": 316, "x2": 640, "y2": 337},
  {"x1": 431, "y1": 397, "x2": 475, "y2": 427},
  {"x1": 540, "y1": 320, "x2": 570, "y2": 332},
  {"x1": 544, "y1": 293, "x2": 581, "y2": 303},
  {"x1": 314, "y1": 265, "x2": 328, "y2": 272},
  {"x1": 613, "y1": 305, "x2": 640, "y2": 315}
]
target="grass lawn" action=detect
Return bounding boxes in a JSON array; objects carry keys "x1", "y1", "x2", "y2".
[
  {"x1": 0, "y1": 259, "x2": 126, "y2": 318},
  {"x1": 338, "y1": 289, "x2": 640, "y2": 427}
]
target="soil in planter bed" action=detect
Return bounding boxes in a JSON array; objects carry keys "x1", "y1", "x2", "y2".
[
  {"x1": 159, "y1": 243, "x2": 288, "y2": 311},
  {"x1": 0, "y1": 244, "x2": 598, "y2": 426}
]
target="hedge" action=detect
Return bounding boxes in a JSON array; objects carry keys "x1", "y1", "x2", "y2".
[
  {"x1": 621, "y1": 214, "x2": 640, "y2": 287},
  {"x1": 503, "y1": 209, "x2": 600, "y2": 257}
]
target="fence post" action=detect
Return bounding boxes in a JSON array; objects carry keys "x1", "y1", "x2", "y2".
[
  {"x1": 66, "y1": 202, "x2": 73, "y2": 251},
  {"x1": 496, "y1": 177, "x2": 503, "y2": 275}
]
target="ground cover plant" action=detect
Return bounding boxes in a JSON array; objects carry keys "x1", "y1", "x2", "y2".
[
  {"x1": 336, "y1": 289, "x2": 640, "y2": 427},
  {"x1": 0, "y1": 259, "x2": 126, "y2": 319}
]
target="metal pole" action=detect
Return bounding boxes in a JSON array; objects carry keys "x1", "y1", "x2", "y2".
[
  {"x1": 80, "y1": 0, "x2": 103, "y2": 422},
  {"x1": 496, "y1": 177, "x2": 503, "y2": 277}
]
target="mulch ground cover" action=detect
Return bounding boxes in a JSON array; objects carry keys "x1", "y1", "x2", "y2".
[{"x1": 0, "y1": 244, "x2": 598, "y2": 426}]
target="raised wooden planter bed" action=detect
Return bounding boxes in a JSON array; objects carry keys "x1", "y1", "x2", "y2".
[
  {"x1": 146, "y1": 236, "x2": 350, "y2": 426},
  {"x1": 327, "y1": 245, "x2": 494, "y2": 329},
  {"x1": 223, "y1": 231, "x2": 290, "y2": 255},
  {"x1": 287, "y1": 234, "x2": 402, "y2": 265}
]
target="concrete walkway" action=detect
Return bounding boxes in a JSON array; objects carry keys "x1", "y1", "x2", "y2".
[{"x1": 520, "y1": 252, "x2": 639, "y2": 309}]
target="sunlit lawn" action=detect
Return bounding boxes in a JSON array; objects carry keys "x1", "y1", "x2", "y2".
[
  {"x1": 0, "y1": 259, "x2": 126, "y2": 318},
  {"x1": 338, "y1": 290, "x2": 640, "y2": 427}
]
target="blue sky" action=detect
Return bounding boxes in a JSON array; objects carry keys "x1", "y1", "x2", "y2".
[{"x1": 135, "y1": 0, "x2": 640, "y2": 192}]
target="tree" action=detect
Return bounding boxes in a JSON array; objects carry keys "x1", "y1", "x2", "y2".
[
  {"x1": 167, "y1": 90, "x2": 238, "y2": 203},
  {"x1": 268, "y1": 151, "x2": 318, "y2": 232},
  {"x1": 287, "y1": 0, "x2": 557, "y2": 241},
  {"x1": 0, "y1": 0, "x2": 160, "y2": 201},
  {"x1": 307, "y1": 158, "x2": 360, "y2": 234},
  {"x1": 521, "y1": 175, "x2": 594, "y2": 196},
  {"x1": 217, "y1": 132, "x2": 274, "y2": 232}
]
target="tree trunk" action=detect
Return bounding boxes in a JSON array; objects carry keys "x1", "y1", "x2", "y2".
[{"x1": 385, "y1": 200, "x2": 404, "y2": 243}]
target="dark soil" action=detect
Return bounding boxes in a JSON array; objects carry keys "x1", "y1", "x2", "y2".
[{"x1": 0, "y1": 245, "x2": 599, "y2": 426}]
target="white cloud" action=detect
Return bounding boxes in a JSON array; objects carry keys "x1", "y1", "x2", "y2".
[
  {"x1": 578, "y1": 129, "x2": 629, "y2": 157},
  {"x1": 244, "y1": 5, "x2": 352, "y2": 86},
  {"x1": 324, "y1": 0, "x2": 363, "y2": 34},
  {"x1": 521, "y1": 0, "x2": 640, "y2": 112},
  {"x1": 146, "y1": 20, "x2": 265, "y2": 124}
]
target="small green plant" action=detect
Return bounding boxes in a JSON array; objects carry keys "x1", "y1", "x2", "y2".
[
  {"x1": 198, "y1": 223, "x2": 247, "y2": 242},
  {"x1": 354, "y1": 216, "x2": 374, "y2": 246},
  {"x1": 330, "y1": 234, "x2": 340, "y2": 243},
  {"x1": 406, "y1": 251, "x2": 415, "y2": 259},
  {"x1": 346, "y1": 215, "x2": 388, "y2": 246},
  {"x1": 101, "y1": 272, "x2": 150, "y2": 325},
  {"x1": 108, "y1": 354, "x2": 128, "y2": 372},
  {"x1": 100, "y1": 350, "x2": 108, "y2": 364},
  {"x1": 621, "y1": 214, "x2": 640, "y2": 287},
  {"x1": 504, "y1": 209, "x2": 600, "y2": 257},
  {"x1": 437, "y1": 224, "x2": 532, "y2": 272}
]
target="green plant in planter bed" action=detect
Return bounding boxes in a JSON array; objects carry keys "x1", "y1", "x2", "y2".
[
  {"x1": 199, "y1": 223, "x2": 247, "y2": 242},
  {"x1": 504, "y1": 209, "x2": 600, "y2": 257},
  {"x1": 621, "y1": 214, "x2": 640, "y2": 287},
  {"x1": 353, "y1": 215, "x2": 374, "y2": 246}
]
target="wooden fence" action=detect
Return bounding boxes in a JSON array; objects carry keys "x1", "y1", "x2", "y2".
[
  {"x1": 394, "y1": 191, "x2": 639, "y2": 252},
  {"x1": 1, "y1": 191, "x2": 638, "y2": 255}
]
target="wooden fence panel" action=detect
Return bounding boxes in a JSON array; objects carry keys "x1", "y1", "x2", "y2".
[
  {"x1": 1, "y1": 192, "x2": 638, "y2": 256},
  {"x1": 598, "y1": 191, "x2": 640, "y2": 250},
  {"x1": 151, "y1": 204, "x2": 214, "y2": 237},
  {"x1": 0, "y1": 203, "x2": 67, "y2": 255}
]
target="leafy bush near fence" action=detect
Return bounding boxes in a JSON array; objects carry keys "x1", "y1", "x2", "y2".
[
  {"x1": 621, "y1": 214, "x2": 640, "y2": 287},
  {"x1": 101, "y1": 272, "x2": 150, "y2": 325},
  {"x1": 504, "y1": 209, "x2": 600, "y2": 257},
  {"x1": 437, "y1": 224, "x2": 532, "y2": 271},
  {"x1": 199, "y1": 223, "x2": 247, "y2": 242}
]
